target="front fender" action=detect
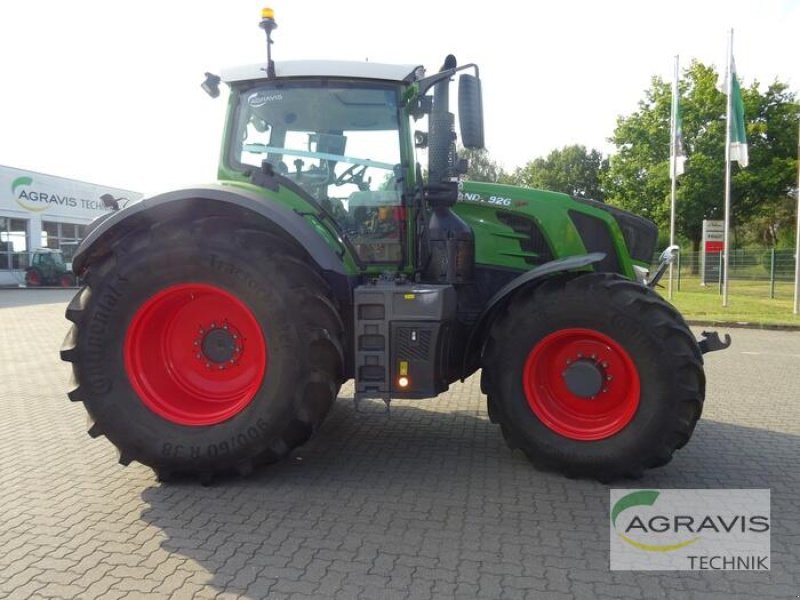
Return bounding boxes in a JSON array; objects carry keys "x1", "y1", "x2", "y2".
[{"x1": 460, "y1": 252, "x2": 606, "y2": 380}]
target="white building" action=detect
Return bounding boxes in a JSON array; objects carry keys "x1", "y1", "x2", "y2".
[{"x1": 0, "y1": 165, "x2": 142, "y2": 286}]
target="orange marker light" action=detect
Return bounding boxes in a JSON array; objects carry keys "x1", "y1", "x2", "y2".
[{"x1": 261, "y1": 7, "x2": 275, "y2": 19}]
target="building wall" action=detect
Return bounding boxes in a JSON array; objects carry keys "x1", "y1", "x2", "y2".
[{"x1": 0, "y1": 165, "x2": 142, "y2": 286}]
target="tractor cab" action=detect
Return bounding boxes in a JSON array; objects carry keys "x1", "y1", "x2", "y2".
[
  {"x1": 218, "y1": 29, "x2": 485, "y2": 273},
  {"x1": 224, "y1": 69, "x2": 410, "y2": 264}
]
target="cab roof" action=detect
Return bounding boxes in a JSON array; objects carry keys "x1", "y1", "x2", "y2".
[{"x1": 221, "y1": 60, "x2": 424, "y2": 84}]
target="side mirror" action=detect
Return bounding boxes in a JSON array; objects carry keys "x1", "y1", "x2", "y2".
[
  {"x1": 458, "y1": 74, "x2": 484, "y2": 149},
  {"x1": 201, "y1": 72, "x2": 221, "y2": 98}
]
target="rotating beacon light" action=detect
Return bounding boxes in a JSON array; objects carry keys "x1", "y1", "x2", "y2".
[{"x1": 259, "y1": 7, "x2": 278, "y2": 78}]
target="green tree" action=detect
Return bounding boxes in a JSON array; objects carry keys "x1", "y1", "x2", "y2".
[
  {"x1": 603, "y1": 61, "x2": 798, "y2": 252},
  {"x1": 510, "y1": 145, "x2": 608, "y2": 201},
  {"x1": 459, "y1": 147, "x2": 508, "y2": 183}
]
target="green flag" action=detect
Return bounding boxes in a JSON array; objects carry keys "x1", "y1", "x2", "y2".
[
  {"x1": 670, "y1": 78, "x2": 687, "y2": 179},
  {"x1": 729, "y1": 62, "x2": 748, "y2": 167}
]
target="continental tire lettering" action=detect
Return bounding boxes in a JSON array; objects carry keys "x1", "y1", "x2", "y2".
[
  {"x1": 84, "y1": 281, "x2": 124, "y2": 395},
  {"x1": 209, "y1": 254, "x2": 267, "y2": 296},
  {"x1": 610, "y1": 314, "x2": 647, "y2": 347}
]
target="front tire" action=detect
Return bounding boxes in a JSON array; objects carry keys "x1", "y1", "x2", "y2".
[
  {"x1": 61, "y1": 218, "x2": 344, "y2": 480},
  {"x1": 482, "y1": 273, "x2": 705, "y2": 481}
]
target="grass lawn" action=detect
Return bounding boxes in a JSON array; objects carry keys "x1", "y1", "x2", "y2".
[{"x1": 657, "y1": 275, "x2": 800, "y2": 327}]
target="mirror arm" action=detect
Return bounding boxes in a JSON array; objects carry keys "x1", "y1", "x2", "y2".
[{"x1": 417, "y1": 63, "x2": 480, "y2": 96}]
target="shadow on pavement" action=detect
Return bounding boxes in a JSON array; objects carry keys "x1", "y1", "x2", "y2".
[{"x1": 139, "y1": 398, "x2": 799, "y2": 598}]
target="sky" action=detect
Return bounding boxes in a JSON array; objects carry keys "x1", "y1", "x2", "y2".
[{"x1": 1, "y1": 1, "x2": 798, "y2": 195}]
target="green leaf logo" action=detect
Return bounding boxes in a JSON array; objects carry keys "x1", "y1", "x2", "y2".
[
  {"x1": 12, "y1": 176, "x2": 50, "y2": 213},
  {"x1": 11, "y1": 176, "x2": 33, "y2": 194},
  {"x1": 611, "y1": 490, "x2": 699, "y2": 552}
]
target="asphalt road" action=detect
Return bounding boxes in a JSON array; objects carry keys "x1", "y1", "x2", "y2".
[{"x1": 0, "y1": 289, "x2": 798, "y2": 599}]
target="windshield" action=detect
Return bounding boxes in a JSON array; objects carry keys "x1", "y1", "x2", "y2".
[{"x1": 230, "y1": 80, "x2": 405, "y2": 263}]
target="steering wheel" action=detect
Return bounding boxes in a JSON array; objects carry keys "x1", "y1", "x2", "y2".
[{"x1": 335, "y1": 163, "x2": 370, "y2": 190}]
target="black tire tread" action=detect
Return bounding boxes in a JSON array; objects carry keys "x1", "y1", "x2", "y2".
[
  {"x1": 62, "y1": 216, "x2": 345, "y2": 481},
  {"x1": 483, "y1": 272, "x2": 705, "y2": 482}
]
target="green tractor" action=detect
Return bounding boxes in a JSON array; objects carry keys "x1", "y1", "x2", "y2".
[
  {"x1": 26, "y1": 249, "x2": 75, "y2": 287},
  {"x1": 61, "y1": 9, "x2": 729, "y2": 483}
]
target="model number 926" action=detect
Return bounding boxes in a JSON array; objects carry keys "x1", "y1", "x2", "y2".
[{"x1": 461, "y1": 192, "x2": 512, "y2": 207}]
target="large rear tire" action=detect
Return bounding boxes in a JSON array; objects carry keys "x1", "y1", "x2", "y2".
[
  {"x1": 482, "y1": 273, "x2": 705, "y2": 481},
  {"x1": 61, "y1": 218, "x2": 344, "y2": 481}
]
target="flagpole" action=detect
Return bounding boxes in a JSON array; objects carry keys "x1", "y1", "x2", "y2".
[
  {"x1": 793, "y1": 116, "x2": 800, "y2": 315},
  {"x1": 669, "y1": 55, "x2": 679, "y2": 300},
  {"x1": 722, "y1": 29, "x2": 733, "y2": 307}
]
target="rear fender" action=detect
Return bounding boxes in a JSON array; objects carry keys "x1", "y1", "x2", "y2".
[{"x1": 73, "y1": 184, "x2": 348, "y2": 278}]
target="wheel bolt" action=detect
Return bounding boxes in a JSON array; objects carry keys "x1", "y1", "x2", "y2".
[
  {"x1": 566, "y1": 359, "x2": 572, "y2": 365},
  {"x1": 602, "y1": 387, "x2": 608, "y2": 393},
  {"x1": 195, "y1": 353, "x2": 201, "y2": 359},
  {"x1": 601, "y1": 361, "x2": 608, "y2": 368},
  {"x1": 591, "y1": 354, "x2": 597, "y2": 360},
  {"x1": 606, "y1": 375, "x2": 613, "y2": 381}
]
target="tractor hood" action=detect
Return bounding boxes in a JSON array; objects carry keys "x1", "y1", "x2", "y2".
[{"x1": 454, "y1": 181, "x2": 658, "y2": 278}]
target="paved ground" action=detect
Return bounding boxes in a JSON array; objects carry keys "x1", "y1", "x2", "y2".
[{"x1": 0, "y1": 289, "x2": 798, "y2": 599}]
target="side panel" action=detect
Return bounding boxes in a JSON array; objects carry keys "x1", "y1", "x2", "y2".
[{"x1": 454, "y1": 181, "x2": 636, "y2": 279}]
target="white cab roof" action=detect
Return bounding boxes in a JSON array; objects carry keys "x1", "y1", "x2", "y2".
[{"x1": 221, "y1": 60, "x2": 423, "y2": 84}]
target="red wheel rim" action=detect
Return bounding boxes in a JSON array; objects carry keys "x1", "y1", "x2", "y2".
[
  {"x1": 27, "y1": 271, "x2": 41, "y2": 286},
  {"x1": 124, "y1": 283, "x2": 267, "y2": 426},
  {"x1": 523, "y1": 328, "x2": 640, "y2": 440},
  {"x1": 60, "y1": 274, "x2": 72, "y2": 287}
]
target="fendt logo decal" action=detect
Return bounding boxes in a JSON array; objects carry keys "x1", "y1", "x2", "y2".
[{"x1": 248, "y1": 92, "x2": 283, "y2": 107}]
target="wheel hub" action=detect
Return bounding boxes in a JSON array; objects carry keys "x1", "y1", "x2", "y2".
[
  {"x1": 200, "y1": 326, "x2": 240, "y2": 365},
  {"x1": 562, "y1": 359, "x2": 604, "y2": 399}
]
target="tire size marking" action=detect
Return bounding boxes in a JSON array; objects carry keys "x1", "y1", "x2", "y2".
[{"x1": 161, "y1": 419, "x2": 269, "y2": 459}]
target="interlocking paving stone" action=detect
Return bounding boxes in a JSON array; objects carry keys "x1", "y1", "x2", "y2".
[{"x1": 1, "y1": 289, "x2": 798, "y2": 599}]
